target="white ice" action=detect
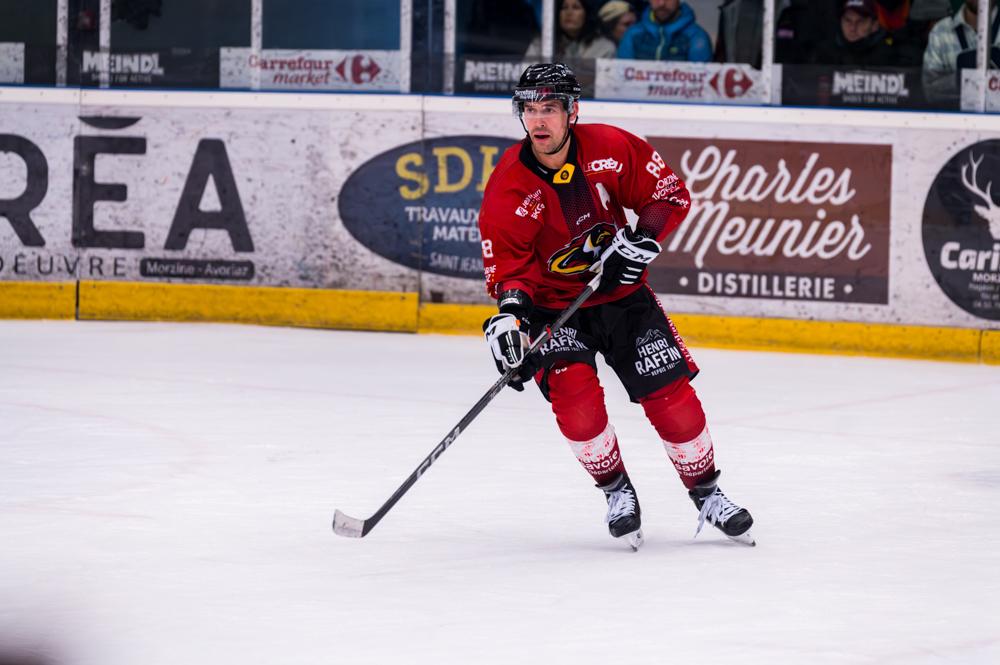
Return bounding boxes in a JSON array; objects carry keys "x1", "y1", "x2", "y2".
[{"x1": 1, "y1": 320, "x2": 999, "y2": 665}]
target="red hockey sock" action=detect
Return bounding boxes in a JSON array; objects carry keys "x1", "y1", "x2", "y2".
[
  {"x1": 549, "y1": 363, "x2": 625, "y2": 485},
  {"x1": 639, "y1": 378, "x2": 716, "y2": 489}
]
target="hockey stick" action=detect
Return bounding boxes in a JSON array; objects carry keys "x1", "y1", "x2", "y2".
[{"x1": 333, "y1": 271, "x2": 603, "y2": 538}]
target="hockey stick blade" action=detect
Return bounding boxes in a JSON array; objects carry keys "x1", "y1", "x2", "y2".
[
  {"x1": 331, "y1": 272, "x2": 602, "y2": 539},
  {"x1": 332, "y1": 509, "x2": 367, "y2": 538}
]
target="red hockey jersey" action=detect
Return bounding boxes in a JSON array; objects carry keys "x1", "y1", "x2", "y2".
[{"x1": 478, "y1": 123, "x2": 691, "y2": 309}]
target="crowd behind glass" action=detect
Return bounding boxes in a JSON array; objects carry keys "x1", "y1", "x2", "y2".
[{"x1": 0, "y1": 0, "x2": 996, "y2": 111}]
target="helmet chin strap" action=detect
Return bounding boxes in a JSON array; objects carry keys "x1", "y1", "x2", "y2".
[{"x1": 543, "y1": 114, "x2": 578, "y2": 155}]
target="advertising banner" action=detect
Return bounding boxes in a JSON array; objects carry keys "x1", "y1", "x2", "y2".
[
  {"x1": 456, "y1": 57, "x2": 537, "y2": 95},
  {"x1": 338, "y1": 135, "x2": 517, "y2": 282},
  {"x1": 0, "y1": 43, "x2": 24, "y2": 84},
  {"x1": 77, "y1": 48, "x2": 221, "y2": 88},
  {"x1": 960, "y1": 70, "x2": 1000, "y2": 112},
  {"x1": 3, "y1": 92, "x2": 1000, "y2": 330},
  {"x1": 646, "y1": 138, "x2": 892, "y2": 304},
  {"x1": 0, "y1": 96, "x2": 421, "y2": 294},
  {"x1": 220, "y1": 49, "x2": 403, "y2": 92},
  {"x1": 922, "y1": 139, "x2": 1000, "y2": 320},
  {"x1": 781, "y1": 65, "x2": 926, "y2": 109},
  {"x1": 595, "y1": 60, "x2": 766, "y2": 105}
]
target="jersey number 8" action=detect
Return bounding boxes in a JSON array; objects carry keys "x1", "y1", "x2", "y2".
[{"x1": 645, "y1": 151, "x2": 666, "y2": 179}]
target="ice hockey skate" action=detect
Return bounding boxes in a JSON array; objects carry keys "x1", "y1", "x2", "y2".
[
  {"x1": 688, "y1": 470, "x2": 755, "y2": 546},
  {"x1": 598, "y1": 473, "x2": 643, "y2": 551}
]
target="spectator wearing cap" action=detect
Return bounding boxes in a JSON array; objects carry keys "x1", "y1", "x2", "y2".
[
  {"x1": 526, "y1": 0, "x2": 617, "y2": 58},
  {"x1": 617, "y1": 0, "x2": 713, "y2": 61},
  {"x1": 599, "y1": 0, "x2": 638, "y2": 46},
  {"x1": 811, "y1": 0, "x2": 898, "y2": 64},
  {"x1": 922, "y1": 0, "x2": 1000, "y2": 106}
]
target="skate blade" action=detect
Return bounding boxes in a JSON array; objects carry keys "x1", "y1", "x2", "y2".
[
  {"x1": 623, "y1": 529, "x2": 644, "y2": 552},
  {"x1": 727, "y1": 529, "x2": 755, "y2": 547}
]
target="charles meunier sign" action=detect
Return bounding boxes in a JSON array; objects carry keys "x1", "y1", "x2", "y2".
[
  {"x1": 781, "y1": 65, "x2": 926, "y2": 109},
  {"x1": 923, "y1": 139, "x2": 1000, "y2": 320},
  {"x1": 647, "y1": 138, "x2": 891, "y2": 304}
]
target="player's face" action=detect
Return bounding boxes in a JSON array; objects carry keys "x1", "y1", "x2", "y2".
[{"x1": 522, "y1": 100, "x2": 575, "y2": 154}]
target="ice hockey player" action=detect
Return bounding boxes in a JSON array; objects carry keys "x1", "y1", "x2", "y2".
[{"x1": 478, "y1": 62, "x2": 754, "y2": 550}]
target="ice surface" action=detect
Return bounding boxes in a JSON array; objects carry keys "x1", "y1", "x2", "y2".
[{"x1": 1, "y1": 320, "x2": 998, "y2": 665}]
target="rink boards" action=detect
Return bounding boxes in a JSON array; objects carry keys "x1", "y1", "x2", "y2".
[
  {"x1": 1, "y1": 87, "x2": 1000, "y2": 362},
  {"x1": 3, "y1": 279, "x2": 998, "y2": 364}
]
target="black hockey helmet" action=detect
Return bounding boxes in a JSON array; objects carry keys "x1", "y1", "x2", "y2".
[{"x1": 512, "y1": 63, "x2": 582, "y2": 117}]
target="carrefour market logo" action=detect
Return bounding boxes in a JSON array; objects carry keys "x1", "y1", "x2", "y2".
[
  {"x1": 922, "y1": 140, "x2": 1000, "y2": 320},
  {"x1": 338, "y1": 135, "x2": 515, "y2": 279}
]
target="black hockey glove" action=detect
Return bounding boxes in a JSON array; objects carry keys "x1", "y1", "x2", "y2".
[
  {"x1": 483, "y1": 289, "x2": 539, "y2": 391},
  {"x1": 596, "y1": 226, "x2": 662, "y2": 293}
]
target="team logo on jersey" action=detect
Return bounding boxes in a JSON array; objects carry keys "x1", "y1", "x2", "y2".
[
  {"x1": 553, "y1": 164, "x2": 575, "y2": 184},
  {"x1": 547, "y1": 223, "x2": 615, "y2": 275}
]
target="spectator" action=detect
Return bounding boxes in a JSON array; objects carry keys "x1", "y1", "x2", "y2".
[
  {"x1": 922, "y1": 0, "x2": 1000, "y2": 105},
  {"x1": 875, "y1": 0, "x2": 912, "y2": 30},
  {"x1": 871, "y1": 0, "x2": 947, "y2": 65},
  {"x1": 599, "y1": 0, "x2": 638, "y2": 46},
  {"x1": 617, "y1": 0, "x2": 713, "y2": 61},
  {"x1": 527, "y1": 0, "x2": 617, "y2": 59},
  {"x1": 714, "y1": 0, "x2": 763, "y2": 66},
  {"x1": 812, "y1": 0, "x2": 897, "y2": 65}
]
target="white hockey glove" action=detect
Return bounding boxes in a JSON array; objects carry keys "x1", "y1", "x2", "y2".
[
  {"x1": 596, "y1": 226, "x2": 662, "y2": 293},
  {"x1": 485, "y1": 313, "x2": 528, "y2": 371},
  {"x1": 483, "y1": 289, "x2": 538, "y2": 391}
]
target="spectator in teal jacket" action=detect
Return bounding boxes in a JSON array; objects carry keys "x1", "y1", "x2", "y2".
[{"x1": 617, "y1": 0, "x2": 713, "y2": 61}]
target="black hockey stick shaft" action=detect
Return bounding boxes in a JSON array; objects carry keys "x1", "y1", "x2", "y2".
[{"x1": 333, "y1": 272, "x2": 602, "y2": 538}]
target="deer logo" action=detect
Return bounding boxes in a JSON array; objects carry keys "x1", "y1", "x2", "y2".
[{"x1": 961, "y1": 153, "x2": 1000, "y2": 240}]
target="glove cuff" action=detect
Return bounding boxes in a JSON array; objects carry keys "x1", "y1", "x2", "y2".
[
  {"x1": 497, "y1": 289, "x2": 533, "y2": 322},
  {"x1": 624, "y1": 226, "x2": 653, "y2": 241}
]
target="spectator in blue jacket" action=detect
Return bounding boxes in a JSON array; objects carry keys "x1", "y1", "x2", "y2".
[{"x1": 617, "y1": 0, "x2": 713, "y2": 61}]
